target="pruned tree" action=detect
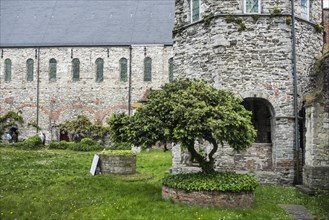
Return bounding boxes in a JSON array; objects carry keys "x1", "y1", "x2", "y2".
[{"x1": 109, "y1": 80, "x2": 257, "y2": 173}]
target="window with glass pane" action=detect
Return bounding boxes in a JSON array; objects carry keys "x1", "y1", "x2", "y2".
[
  {"x1": 324, "y1": 0, "x2": 329, "y2": 8},
  {"x1": 168, "y1": 58, "x2": 174, "y2": 82},
  {"x1": 5, "y1": 59, "x2": 12, "y2": 82},
  {"x1": 95, "y1": 58, "x2": 104, "y2": 82},
  {"x1": 27, "y1": 59, "x2": 34, "y2": 81},
  {"x1": 245, "y1": 0, "x2": 260, "y2": 14},
  {"x1": 144, "y1": 57, "x2": 152, "y2": 82},
  {"x1": 49, "y1": 58, "x2": 57, "y2": 81},
  {"x1": 72, "y1": 58, "x2": 80, "y2": 81},
  {"x1": 191, "y1": 0, "x2": 200, "y2": 22},
  {"x1": 120, "y1": 58, "x2": 128, "y2": 82},
  {"x1": 301, "y1": 0, "x2": 309, "y2": 20}
]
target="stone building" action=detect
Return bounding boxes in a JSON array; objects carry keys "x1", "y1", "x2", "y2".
[
  {"x1": 171, "y1": 0, "x2": 324, "y2": 185},
  {"x1": 1, "y1": 0, "x2": 327, "y2": 188},
  {"x1": 0, "y1": 1, "x2": 174, "y2": 140}
]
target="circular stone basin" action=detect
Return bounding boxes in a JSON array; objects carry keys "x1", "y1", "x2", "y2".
[
  {"x1": 162, "y1": 186, "x2": 255, "y2": 208},
  {"x1": 98, "y1": 154, "x2": 136, "y2": 174}
]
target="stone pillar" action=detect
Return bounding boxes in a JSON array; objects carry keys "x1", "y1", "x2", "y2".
[
  {"x1": 171, "y1": 143, "x2": 182, "y2": 174},
  {"x1": 303, "y1": 104, "x2": 329, "y2": 190}
]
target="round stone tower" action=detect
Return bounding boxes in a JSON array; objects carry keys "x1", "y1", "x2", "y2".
[{"x1": 172, "y1": 0, "x2": 323, "y2": 185}]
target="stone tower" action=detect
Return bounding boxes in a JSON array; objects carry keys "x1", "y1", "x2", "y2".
[{"x1": 172, "y1": 0, "x2": 323, "y2": 185}]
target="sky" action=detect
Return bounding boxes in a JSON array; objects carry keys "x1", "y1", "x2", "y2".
[{"x1": 324, "y1": 0, "x2": 329, "y2": 8}]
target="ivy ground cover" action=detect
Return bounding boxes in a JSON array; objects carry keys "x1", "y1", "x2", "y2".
[{"x1": 1, "y1": 148, "x2": 329, "y2": 219}]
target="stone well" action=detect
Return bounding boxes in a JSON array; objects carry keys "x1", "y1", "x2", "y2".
[
  {"x1": 162, "y1": 186, "x2": 255, "y2": 209},
  {"x1": 98, "y1": 154, "x2": 136, "y2": 174}
]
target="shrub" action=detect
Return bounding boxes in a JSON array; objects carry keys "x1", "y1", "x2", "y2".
[
  {"x1": 100, "y1": 150, "x2": 135, "y2": 155},
  {"x1": 68, "y1": 143, "x2": 102, "y2": 152},
  {"x1": 314, "y1": 23, "x2": 323, "y2": 33},
  {"x1": 270, "y1": 6, "x2": 282, "y2": 17},
  {"x1": 285, "y1": 16, "x2": 292, "y2": 25},
  {"x1": 48, "y1": 141, "x2": 70, "y2": 150},
  {"x1": 110, "y1": 142, "x2": 131, "y2": 150},
  {"x1": 162, "y1": 172, "x2": 259, "y2": 192},
  {"x1": 80, "y1": 138, "x2": 97, "y2": 146},
  {"x1": 10, "y1": 135, "x2": 44, "y2": 150},
  {"x1": 49, "y1": 140, "x2": 102, "y2": 151},
  {"x1": 0, "y1": 142, "x2": 8, "y2": 148}
]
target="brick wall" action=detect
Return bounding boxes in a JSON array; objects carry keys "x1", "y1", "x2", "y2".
[{"x1": 162, "y1": 186, "x2": 255, "y2": 208}]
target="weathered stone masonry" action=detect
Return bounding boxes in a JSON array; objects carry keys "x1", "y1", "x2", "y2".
[
  {"x1": 172, "y1": 0, "x2": 322, "y2": 185},
  {"x1": 303, "y1": 54, "x2": 329, "y2": 191},
  {"x1": 0, "y1": 45, "x2": 173, "y2": 140},
  {"x1": 323, "y1": 9, "x2": 329, "y2": 53}
]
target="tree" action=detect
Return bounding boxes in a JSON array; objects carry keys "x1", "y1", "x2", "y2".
[
  {"x1": 107, "y1": 113, "x2": 131, "y2": 144},
  {"x1": 109, "y1": 80, "x2": 257, "y2": 173},
  {"x1": 58, "y1": 115, "x2": 108, "y2": 142},
  {"x1": 0, "y1": 111, "x2": 24, "y2": 140}
]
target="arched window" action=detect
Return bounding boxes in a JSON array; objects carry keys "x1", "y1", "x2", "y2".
[
  {"x1": 72, "y1": 58, "x2": 80, "y2": 81},
  {"x1": 5, "y1": 59, "x2": 12, "y2": 82},
  {"x1": 242, "y1": 98, "x2": 272, "y2": 143},
  {"x1": 95, "y1": 58, "x2": 104, "y2": 82},
  {"x1": 119, "y1": 58, "x2": 128, "y2": 82},
  {"x1": 49, "y1": 58, "x2": 57, "y2": 81},
  {"x1": 144, "y1": 57, "x2": 152, "y2": 82},
  {"x1": 168, "y1": 57, "x2": 174, "y2": 82},
  {"x1": 26, "y1": 59, "x2": 34, "y2": 81}
]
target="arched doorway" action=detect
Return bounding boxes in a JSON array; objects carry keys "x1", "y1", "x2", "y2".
[{"x1": 242, "y1": 98, "x2": 273, "y2": 143}]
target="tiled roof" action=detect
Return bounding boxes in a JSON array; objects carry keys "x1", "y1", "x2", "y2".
[{"x1": 0, "y1": 0, "x2": 175, "y2": 47}]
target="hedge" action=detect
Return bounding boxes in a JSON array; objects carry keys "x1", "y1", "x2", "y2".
[
  {"x1": 100, "y1": 150, "x2": 135, "y2": 155},
  {"x1": 162, "y1": 172, "x2": 259, "y2": 192}
]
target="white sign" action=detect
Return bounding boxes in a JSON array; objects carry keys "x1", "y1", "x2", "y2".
[{"x1": 90, "y1": 154, "x2": 100, "y2": 176}]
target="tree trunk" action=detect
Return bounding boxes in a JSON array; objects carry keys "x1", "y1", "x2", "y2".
[{"x1": 184, "y1": 140, "x2": 216, "y2": 174}]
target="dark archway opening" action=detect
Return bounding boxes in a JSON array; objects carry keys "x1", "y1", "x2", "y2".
[
  {"x1": 60, "y1": 131, "x2": 70, "y2": 142},
  {"x1": 242, "y1": 98, "x2": 272, "y2": 143}
]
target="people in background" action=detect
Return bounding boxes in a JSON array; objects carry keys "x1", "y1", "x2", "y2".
[
  {"x1": 5, "y1": 132, "x2": 12, "y2": 143},
  {"x1": 39, "y1": 131, "x2": 46, "y2": 145},
  {"x1": 9, "y1": 127, "x2": 18, "y2": 142}
]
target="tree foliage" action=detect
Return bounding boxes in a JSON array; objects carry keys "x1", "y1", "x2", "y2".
[
  {"x1": 58, "y1": 115, "x2": 108, "y2": 142},
  {"x1": 107, "y1": 113, "x2": 131, "y2": 144},
  {"x1": 108, "y1": 80, "x2": 256, "y2": 173},
  {"x1": 0, "y1": 111, "x2": 24, "y2": 139}
]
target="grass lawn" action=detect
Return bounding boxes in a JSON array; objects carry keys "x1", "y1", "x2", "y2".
[{"x1": 1, "y1": 148, "x2": 328, "y2": 220}]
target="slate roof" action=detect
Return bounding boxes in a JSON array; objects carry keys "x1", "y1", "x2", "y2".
[{"x1": 0, "y1": 0, "x2": 175, "y2": 47}]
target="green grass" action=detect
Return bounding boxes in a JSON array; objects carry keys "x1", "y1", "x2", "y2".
[{"x1": 1, "y1": 148, "x2": 329, "y2": 220}]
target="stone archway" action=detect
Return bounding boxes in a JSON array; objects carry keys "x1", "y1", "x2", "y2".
[{"x1": 242, "y1": 98, "x2": 274, "y2": 143}]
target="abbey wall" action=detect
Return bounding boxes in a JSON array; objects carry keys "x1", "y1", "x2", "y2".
[
  {"x1": 172, "y1": 0, "x2": 323, "y2": 185},
  {"x1": 0, "y1": 45, "x2": 173, "y2": 140}
]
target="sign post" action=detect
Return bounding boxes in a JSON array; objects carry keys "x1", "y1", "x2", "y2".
[{"x1": 90, "y1": 154, "x2": 100, "y2": 176}]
